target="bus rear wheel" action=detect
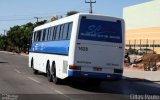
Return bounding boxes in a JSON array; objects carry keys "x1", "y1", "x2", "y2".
[
  {"x1": 46, "y1": 62, "x2": 53, "y2": 82},
  {"x1": 31, "y1": 59, "x2": 38, "y2": 75},
  {"x1": 52, "y1": 63, "x2": 61, "y2": 84}
]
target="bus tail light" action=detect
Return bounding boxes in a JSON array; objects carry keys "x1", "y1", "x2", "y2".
[{"x1": 69, "y1": 65, "x2": 81, "y2": 70}]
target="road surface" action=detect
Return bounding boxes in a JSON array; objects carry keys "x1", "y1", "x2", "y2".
[{"x1": 0, "y1": 51, "x2": 160, "y2": 100}]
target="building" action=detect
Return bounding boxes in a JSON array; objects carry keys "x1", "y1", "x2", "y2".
[{"x1": 123, "y1": 0, "x2": 160, "y2": 54}]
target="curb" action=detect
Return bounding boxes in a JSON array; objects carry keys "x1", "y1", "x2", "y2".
[
  {"x1": 123, "y1": 77, "x2": 160, "y2": 82},
  {"x1": 123, "y1": 77, "x2": 149, "y2": 82},
  {"x1": 124, "y1": 67, "x2": 144, "y2": 71},
  {"x1": 20, "y1": 53, "x2": 29, "y2": 57},
  {"x1": 0, "y1": 51, "x2": 28, "y2": 57}
]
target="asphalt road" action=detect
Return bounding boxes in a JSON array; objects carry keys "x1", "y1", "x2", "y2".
[{"x1": 0, "y1": 51, "x2": 160, "y2": 100}]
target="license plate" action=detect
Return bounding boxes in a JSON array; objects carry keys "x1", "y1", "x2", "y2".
[{"x1": 93, "y1": 67, "x2": 102, "y2": 71}]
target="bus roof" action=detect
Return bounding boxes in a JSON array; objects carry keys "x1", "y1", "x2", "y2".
[{"x1": 34, "y1": 13, "x2": 123, "y2": 31}]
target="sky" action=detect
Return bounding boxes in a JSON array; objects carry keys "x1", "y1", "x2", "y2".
[{"x1": 0, "y1": 0, "x2": 150, "y2": 35}]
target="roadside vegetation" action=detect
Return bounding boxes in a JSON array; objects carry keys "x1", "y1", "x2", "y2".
[{"x1": 0, "y1": 11, "x2": 78, "y2": 53}]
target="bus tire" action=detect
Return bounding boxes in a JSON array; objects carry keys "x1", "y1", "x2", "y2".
[
  {"x1": 52, "y1": 63, "x2": 61, "y2": 84},
  {"x1": 31, "y1": 59, "x2": 38, "y2": 75},
  {"x1": 46, "y1": 62, "x2": 53, "y2": 82}
]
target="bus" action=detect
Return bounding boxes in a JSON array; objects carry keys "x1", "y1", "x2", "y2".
[{"x1": 29, "y1": 13, "x2": 125, "y2": 85}]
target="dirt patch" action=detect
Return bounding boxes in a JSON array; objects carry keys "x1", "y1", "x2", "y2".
[
  {"x1": 142, "y1": 54, "x2": 160, "y2": 62},
  {"x1": 125, "y1": 54, "x2": 160, "y2": 71}
]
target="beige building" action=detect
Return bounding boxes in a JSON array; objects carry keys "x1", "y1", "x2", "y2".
[{"x1": 123, "y1": 0, "x2": 160, "y2": 53}]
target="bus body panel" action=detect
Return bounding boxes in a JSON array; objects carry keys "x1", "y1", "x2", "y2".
[
  {"x1": 30, "y1": 40, "x2": 70, "y2": 55},
  {"x1": 29, "y1": 52, "x2": 69, "y2": 79},
  {"x1": 29, "y1": 14, "x2": 79, "y2": 79},
  {"x1": 75, "y1": 16, "x2": 124, "y2": 66},
  {"x1": 75, "y1": 43, "x2": 123, "y2": 69},
  {"x1": 69, "y1": 14, "x2": 124, "y2": 79},
  {"x1": 29, "y1": 40, "x2": 70, "y2": 79},
  {"x1": 29, "y1": 13, "x2": 125, "y2": 80}
]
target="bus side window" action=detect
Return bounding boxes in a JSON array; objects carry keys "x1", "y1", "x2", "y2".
[
  {"x1": 50, "y1": 27, "x2": 54, "y2": 41},
  {"x1": 42, "y1": 29, "x2": 46, "y2": 41},
  {"x1": 47, "y1": 28, "x2": 51, "y2": 41},
  {"x1": 36, "y1": 30, "x2": 42, "y2": 41},
  {"x1": 45, "y1": 28, "x2": 49, "y2": 41},
  {"x1": 67, "y1": 22, "x2": 73, "y2": 40},
  {"x1": 62, "y1": 23, "x2": 68, "y2": 40},
  {"x1": 47, "y1": 28, "x2": 49, "y2": 41},
  {"x1": 49, "y1": 27, "x2": 52, "y2": 41},
  {"x1": 55, "y1": 25, "x2": 60, "y2": 40},
  {"x1": 59, "y1": 24, "x2": 64, "y2": 40},
  {"x1": 53, "y1": 26, "x2": 57, "y2": 40},
  {"x1": 34, "y1": 33, "x2": 36, "y2": 42},
  {"x1": 33, "y1": 32, "x2": 36, "y2": 42}
]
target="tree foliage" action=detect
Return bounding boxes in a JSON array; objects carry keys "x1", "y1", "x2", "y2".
[
  {"x1": 0, "y1": 11, "x2": 78, "y2": 52},
  {"x1": 0, "y1": 35, "x2": 8, "y2": 50},
  {"x1": 50, "y1": 11, "x2": 79, "y2": 21},
  {"x1": 66, "y1": 11, "x2": 79, "y2": 16},
  {"x1": 50, "y1": 16, "x2": 58, "y2": 22},
  {"x1": 0, "y1": 20, "x2": 46, "y2": 52}
]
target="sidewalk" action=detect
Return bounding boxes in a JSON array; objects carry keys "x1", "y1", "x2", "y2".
[
  {"x1": 123, "y1": 69, "x2": 160, "y2": 82},
  {"x1": 0, "y1": 50, "x2": 28, "y2": 57},
  {"x1": 124, "y1": 66, "x2": 144, "y2": 71}
]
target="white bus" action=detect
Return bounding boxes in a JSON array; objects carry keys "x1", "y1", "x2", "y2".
[{"x1": 29, "y1": 13, "x2": 125, "y2": 85}]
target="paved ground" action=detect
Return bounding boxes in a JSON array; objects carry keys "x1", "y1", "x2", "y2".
[
  {"x1": 0, "y1": 51, "x2": 160, "y2": 100},
  {"x1": 124, "y1": 69, "x2": 160, "y2": 82}
]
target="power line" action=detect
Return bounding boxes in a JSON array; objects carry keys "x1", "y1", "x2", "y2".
[
  {"x1": 0, "y1": 9, "x2": 88, "y2": 18},
  {"x1": 0, "y1": 8, "x2": 89, "y2": 22},
  {"x1": 0, "y1": 18, "x2": 33, "y2": 21},
  {"x1": 34, "y1": 17, "x2": 42, "y2": 23},
  {"x1": 85, "y1": 0, "x2": 96, "y2": 13}
]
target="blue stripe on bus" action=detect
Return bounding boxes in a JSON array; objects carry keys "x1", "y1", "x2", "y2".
[
  {"x1": 30, "y1": 40, "x2": 70, "y2": 55},
  {"x1": 28, "y1": 51, "x2": 68, "y2": 56},
  {"x1": 68, "y1": 70, "x2": 122, "y2": 80}
]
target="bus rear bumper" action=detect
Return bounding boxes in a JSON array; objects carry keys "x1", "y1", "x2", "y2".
[{"x1": 68, "y1": 70, "x2": 122, "y2": 80}]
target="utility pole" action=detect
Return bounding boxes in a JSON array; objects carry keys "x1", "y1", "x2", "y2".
[
  {"x1": 85, "y1": 0, "x2": 96, "y2": 13},
  {"x1": 3, "y1": 29, "x2": 7, "y2": 36},
  {"x1": 34, "y1": 17, "x2": 42, "y2": 23}
]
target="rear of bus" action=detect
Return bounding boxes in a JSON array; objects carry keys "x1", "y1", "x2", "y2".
[{"x1": 68, "y1": 14, "x2": 125, "y2": 81}]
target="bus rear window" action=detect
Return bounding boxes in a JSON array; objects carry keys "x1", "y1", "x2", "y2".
[{"x1": 78, "y1": 18, "x2": 122, "y2": 43}]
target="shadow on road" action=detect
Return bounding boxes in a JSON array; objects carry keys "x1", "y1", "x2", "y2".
[
  {"x1": 0, "y1": 61, "x2": 8, "y2": 64},
  {"x1": 66, "y1": 77, "x2": 160, "y2": 95},
  {"x1": 30, "y1": 70, "x2": 160, "y2": 95}
]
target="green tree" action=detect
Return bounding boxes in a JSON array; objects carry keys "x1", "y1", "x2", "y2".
[
  {"x1": 6, "y1": 20, "x2": 47, "y2": 53},
  {"x1": 0, "y1": 20, "x2": 47, "y2": 53},
  {"x1": 50, "y1": 16, "x2": 58, "y2": 21},
  {"x1": 7, "y1": 25, "x2": 22, "y2": 52},
  {"x1": 0, "y1": 35, "x2": 8, "y2": 50},
  {"x1": 34, "y1": 20, "x2": 47, "y2": 27},
  {"x1": 66, "y1": 11, "x2": 79, "y2": 16}
]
